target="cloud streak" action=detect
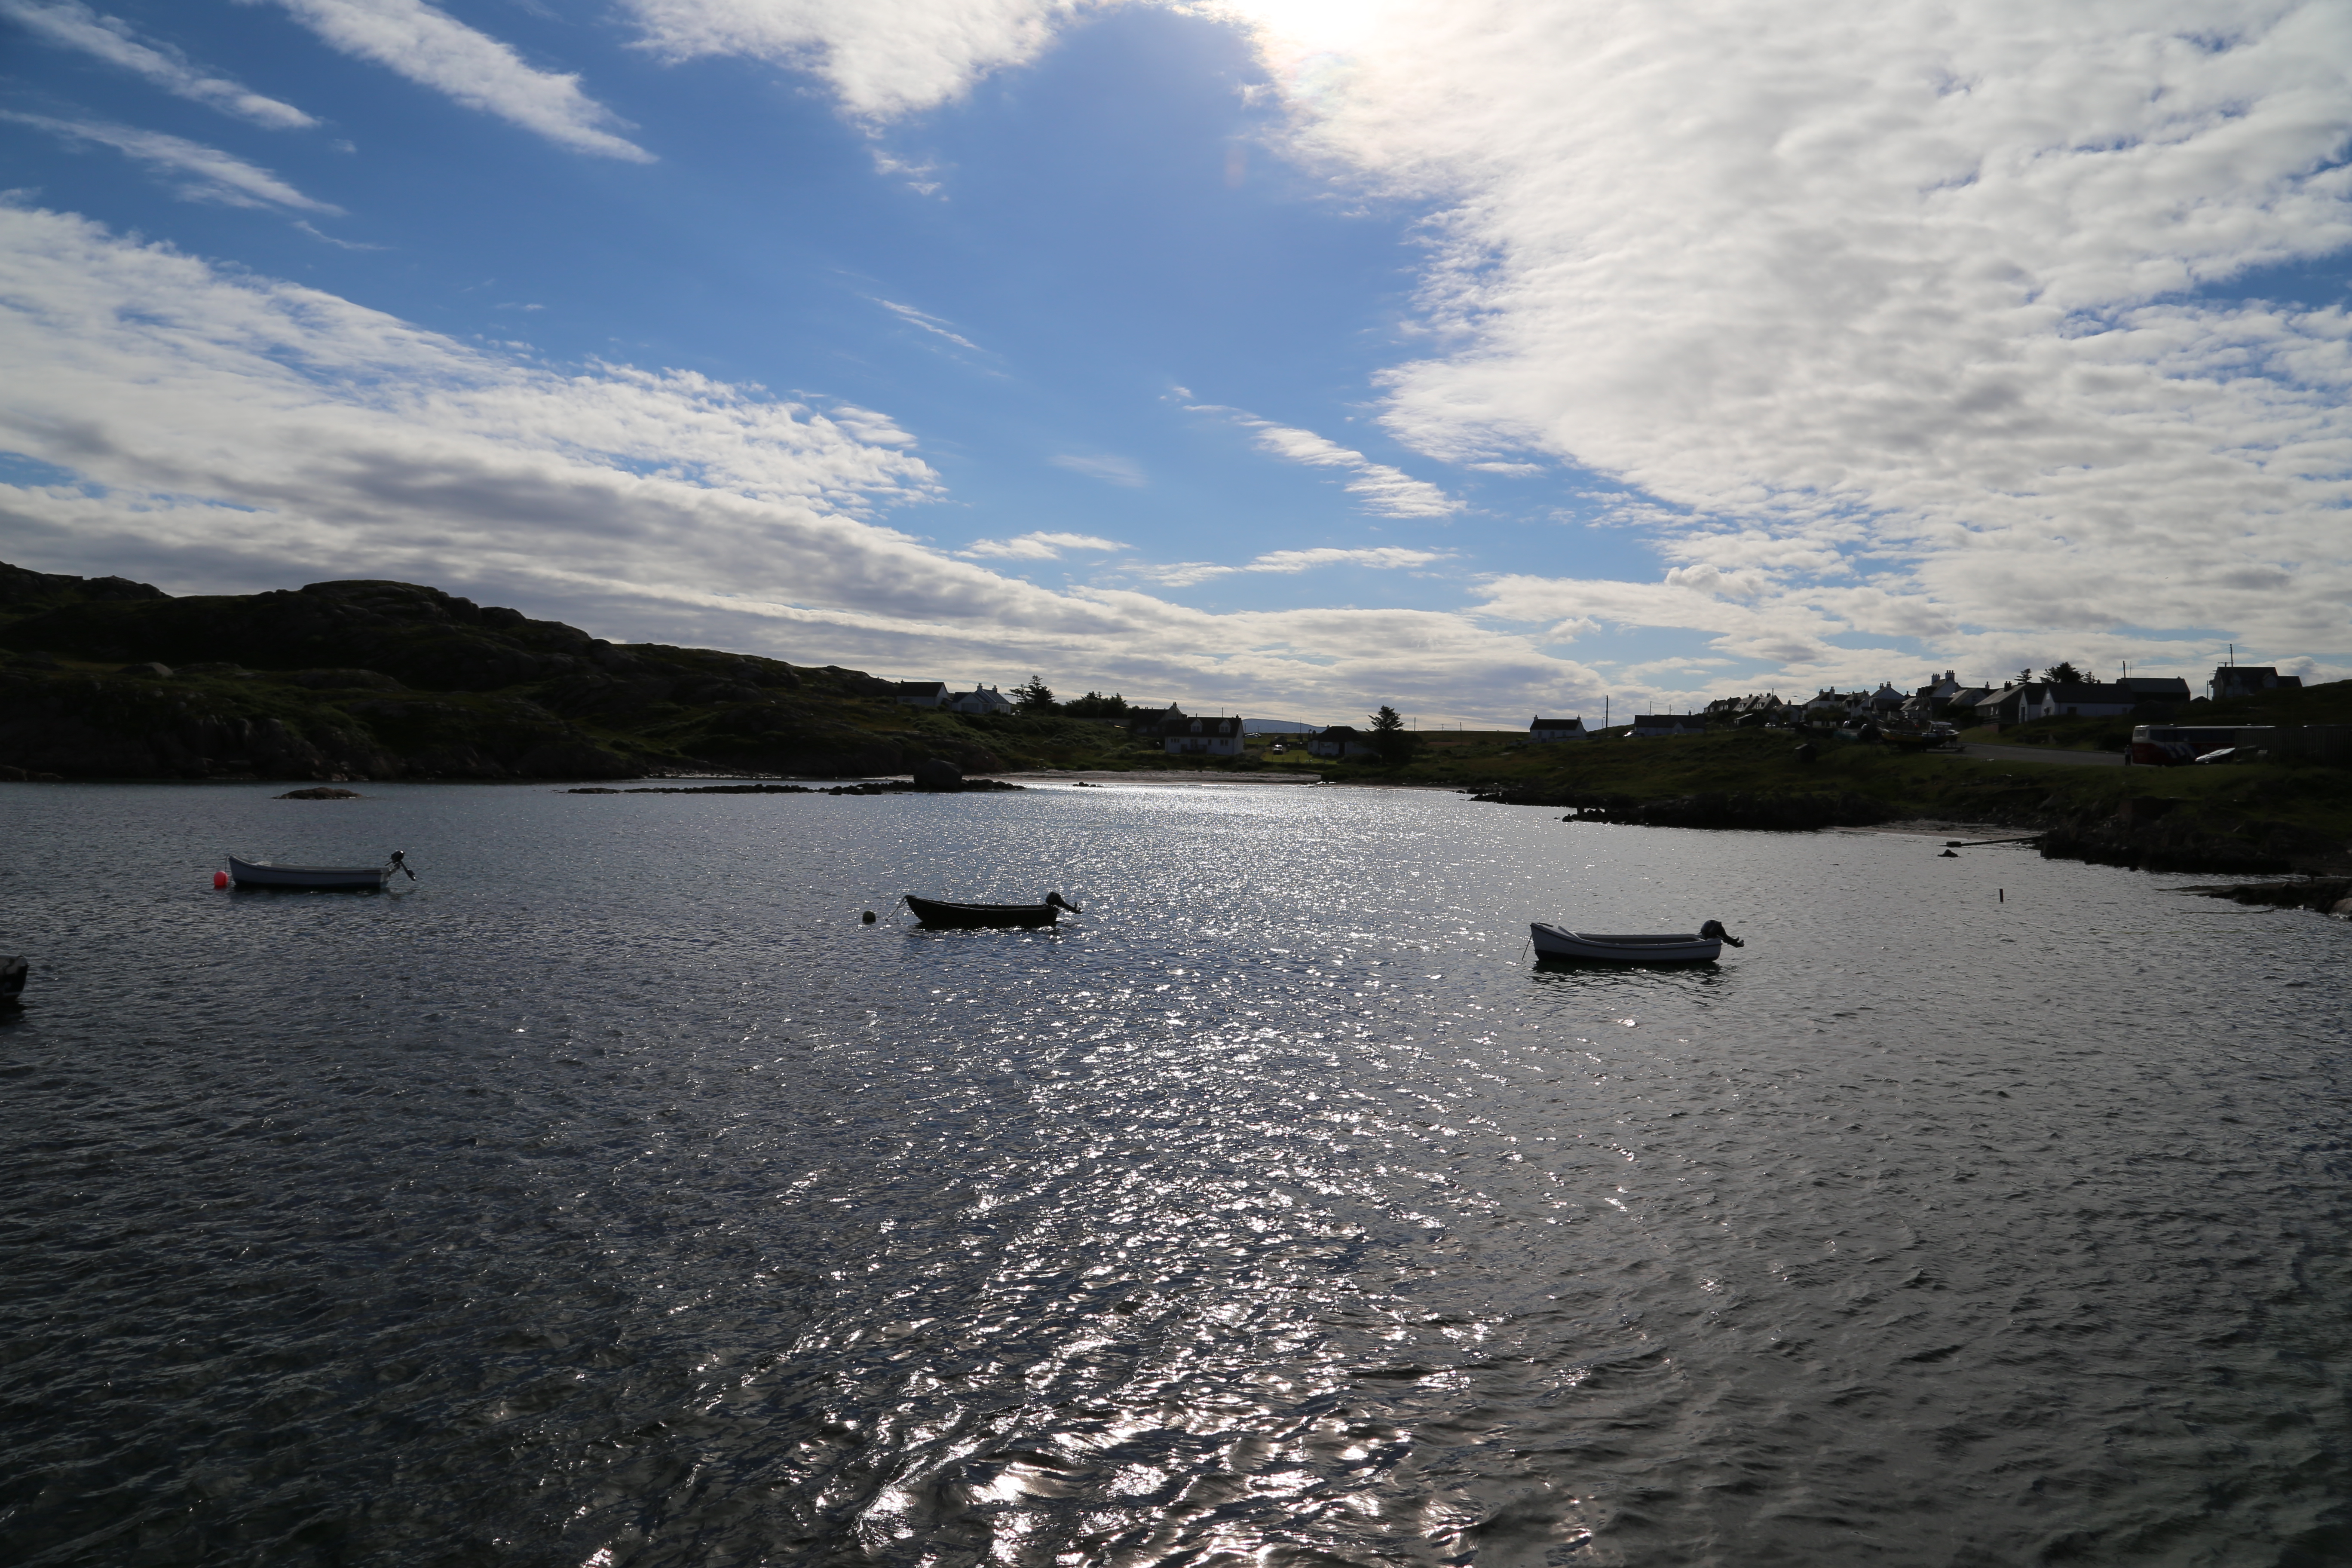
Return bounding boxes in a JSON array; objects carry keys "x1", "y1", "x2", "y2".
[
  {"x1": 1140, "y1": 545, "x2": 1452, "y2": 585},
  {"x1": 261, "y1": 0, "x2": 653, "y2": 161},
  {"x1": 0, "y1": 0, "x2": 317, "y2": 128},
  {"x1": 1050, "y1": 453, "x2": 1145, "y2": 487},
  {"x1": 960, "y1": 530, "x2": 1125, "y2": 559},
  {"x1": 1191, "y1": 403, "x2": 1461, "y2": 517},
  {"x1": 1, "y1": 112, "x2": 341, "y2": 212},
  {"x1": 873, "y1": 297, "x2": 983, "y2": 351}
]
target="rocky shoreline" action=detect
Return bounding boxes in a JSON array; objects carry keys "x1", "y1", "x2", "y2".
[{"x1": 1462, "y1": 778, "x2": 2346, "y2": 878}]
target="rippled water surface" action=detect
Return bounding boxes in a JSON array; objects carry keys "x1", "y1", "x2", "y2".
[{"x1": 2, "y1": 779, "x2": 2347, "y2": 1567}]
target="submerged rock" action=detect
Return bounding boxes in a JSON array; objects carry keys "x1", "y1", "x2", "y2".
[{"x1": 278, "y1": 786, "x2": 362, "y2": 799}]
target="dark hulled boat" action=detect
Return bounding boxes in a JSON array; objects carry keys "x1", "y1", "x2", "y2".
[{"x1": 904, "y1": 892, "x2": 1081, "y2": 928}]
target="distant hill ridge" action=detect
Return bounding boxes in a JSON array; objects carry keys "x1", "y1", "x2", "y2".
[{"x1": 0, "y1": 564, "x2": 1031, "y2": 781}]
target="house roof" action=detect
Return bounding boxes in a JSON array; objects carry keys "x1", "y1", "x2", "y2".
[
  {"x1": 1164, "y1": 716, "x2": 1242, "y2": 736},
  {"x1": 1530, "y1": 717, "x2": 1585, "y2": 728}
]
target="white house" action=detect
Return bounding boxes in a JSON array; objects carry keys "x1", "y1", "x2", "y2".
[
  {"x1": 1628, "y1": 715, "x2": 1708, "y2": 738},
  {"x1": 946, "y1": 684, "x2": 1014, "y2": 716},
  {"x1": 1528, "y1": 716, "x2": 1587, "y2": 743},
  {"x1": 1165, "y1": 715, "x2": 1244, "y2": 756},
  {"x1": 2019, "y1": 682, "x2": 2152, "y2": 721}
]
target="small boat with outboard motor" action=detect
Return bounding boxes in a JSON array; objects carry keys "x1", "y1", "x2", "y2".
[
  {"x1": 903, "y1": 892, "x2": 1081, "y2": 929},
  {"x1": 1530, "y1": 919, "x2": 1743, "y2": 963},
  {"x1": 224, "y1": 851, "x2": 415, "y2": 891}
]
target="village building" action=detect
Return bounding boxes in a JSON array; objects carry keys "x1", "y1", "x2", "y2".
[
  {"x1": 1163, "y1": 715, "x2": 1244, "y2": 757},
  {"x1": 894, "y1": 681, "x2": 951, "y2": 709},
  {"x1": 1128, "y1": 702, "x2": 1184, "y2": 739},
  {"x1": 2121, "y1": 676, "x2": 2193, "y2": 700},
  {"x1": 1528, "y1": 716, "x2": 1587, "y2": 743},
  {"x1": 1307, "y1": 724, "x2": 1378, "y2": 760},
  {"x1": 1804, "y1": 689, "x2": 1855, "y2": 721},
  {"x1": 2020, "y1": 682, "x2": 2153, "y2": 721},
  {"x1": 1628, "y1": 714, "x2": 1708, "y2": 739},
  {"x1": 1970, "y1": 683, "x2": 2034, "y2": 727},
  {"x1": 2210, "y1": 665, "x2": 2303, "y2": 701},
  {"x1": 945, "y1": 684, "x2": 1014, "y2": 716}
]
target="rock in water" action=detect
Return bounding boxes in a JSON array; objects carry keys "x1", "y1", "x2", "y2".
[
  {"x1": 278, "y1": 786, "x2": 361, "y2": 799},
  {"x1": 911, "y1": 758, "x2": 963, "y2": 791},
  {"x1": 0, "y1": 955, "x2": 25, "y2": 1007}
]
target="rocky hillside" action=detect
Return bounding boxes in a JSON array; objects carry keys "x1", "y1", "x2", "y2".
[{"x1": 0, "y1": 564, "x2": 1115, "y2": 782}]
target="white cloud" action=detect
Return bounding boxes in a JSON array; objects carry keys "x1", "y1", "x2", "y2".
[
  {"x1": 1191, "y1": 403, "x2": 1461, "y2": 517},
  {"x1": 0, "y1": 0, "x2": 317, "y2": 128},
  {"x1": 1050, "y1": 453, "x2": 1145, "y2": 486},
  {"x1": 1, "y1": 112, "x2": 342, "y2": 212},
  {"x1": 0, "y1": 205, "x2": 1632, "y2": 725},
  {"x1": 622, "y1": 0, "x2": 1110, "y2": 120},
  {"x1": 960, "y1": 530, "x2": 1125, "y2": 558},
  {"x1": 259, "y1": 0, "x2": 653, "y2": 161},
  {"x1": 1240, "y1": 0, "x2": 2352, "y2": 660}
]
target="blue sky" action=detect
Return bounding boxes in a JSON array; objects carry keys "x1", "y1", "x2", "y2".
[{"x1": 1, "y1": 0, "x2": 2347, "y2": 723}]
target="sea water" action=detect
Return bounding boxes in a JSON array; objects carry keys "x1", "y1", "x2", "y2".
[{"x1": 1, "y1": 779, "x2": 2345, "y2": 1566}]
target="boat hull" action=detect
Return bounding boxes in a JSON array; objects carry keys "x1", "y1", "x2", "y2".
[
  {"x1": 1530, "y1": 923, "x2": 1722, "y2": 963},
  {"x1": 227, "y1": 855, "x2": 390, "y2": 891},
  {"x1": 904, "y1": 895, "x2": 1060, "y2": 929}
]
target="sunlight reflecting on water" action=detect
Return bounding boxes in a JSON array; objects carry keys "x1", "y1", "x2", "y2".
[{"x1": 1, "y1": 779, "x2": 2346, "y2": 1565}]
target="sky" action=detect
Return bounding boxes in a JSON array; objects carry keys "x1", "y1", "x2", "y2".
[{"x1": 1, "y1": 0, "x2": 2347, "y2": 725}]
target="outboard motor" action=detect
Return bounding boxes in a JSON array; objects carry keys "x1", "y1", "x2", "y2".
[
  {"x1": 1699, "y1": 919, "x2": 1744, "y2": 948},
  {"x1": 1046, "y1": 892, "x2": 1083, "y2": 914}
]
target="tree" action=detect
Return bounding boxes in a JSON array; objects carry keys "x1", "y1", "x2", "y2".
[
  {"x1": 1010, "y1": 676, "x2": 1057, "y2": 713},
  {"x1": 1062, "y1": 690, "x2": 1128, "y2": 718},
  {"x1": 2041, "y1": 662, "x2": 2085, "y2": 685},
  {"x1": 1368, "y1": 704, "x2": 1418, "y2": 767}
]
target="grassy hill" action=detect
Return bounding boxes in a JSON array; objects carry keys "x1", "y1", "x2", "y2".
[{"x1": 0, "y1": 565, "x2": 1145, "y2": 782}]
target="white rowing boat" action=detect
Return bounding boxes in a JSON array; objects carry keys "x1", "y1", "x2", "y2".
[
  {"x1": 1530, "y1": 919, "x2": 1743, "y2": 963},
  {"x1": 226, "y1": 851, "x2": 412, "y2": 891}
]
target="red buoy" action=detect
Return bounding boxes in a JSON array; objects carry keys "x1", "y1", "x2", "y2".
[{"x1": 213, "y1": 870, "x2": 229, "y2": 889}]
